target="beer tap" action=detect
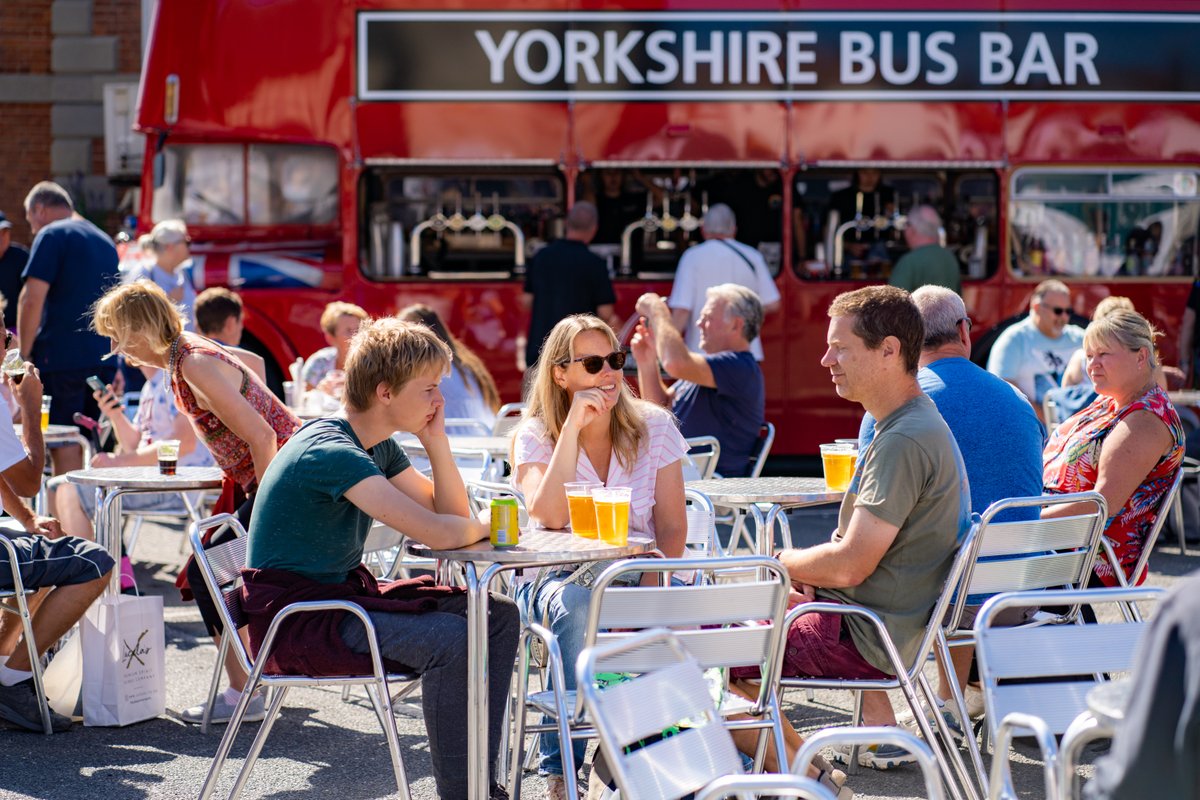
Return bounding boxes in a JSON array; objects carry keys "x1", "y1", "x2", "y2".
[{"x1": 619, "y1": 193, "x2": 661, "y2": 274}]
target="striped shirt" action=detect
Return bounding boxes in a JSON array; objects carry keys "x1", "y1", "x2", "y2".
[{"x1": 513, "y1": 403, "x2": 688, "y2": 536}]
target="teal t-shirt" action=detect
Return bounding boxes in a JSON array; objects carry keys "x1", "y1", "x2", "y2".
[{"x1": 247, "y1": 418, "x2": 410, "y2": 583}]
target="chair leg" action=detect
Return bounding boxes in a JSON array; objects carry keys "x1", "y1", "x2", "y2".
[
  {"x1": 198, "y1": 682, "x2": 281, "y2": 800},
  {"x1": 509, "y1": 642, "x2": 534, "y2": 800},
  {"x1": 846, "y1": 691, "x2": 864, "y2": 775},
  {"x1": 1174, "y1": 491, "x2": 1187, "y2": 555},
  {"x1": 8, "y1": 591, "x2": 53, "y2": 735},
  {"x1": 938, "y1": 636, "x2": 989, "y2": 795},
  {"x1": 366, "y1": 679, "x2": 411, "y2": 800},
  {"x1": 124, "y1": 516, "x2": 144, "y2": 560},
  {"x1": 202, "y1": 633, "x2": 232, "y2": 735},
  {"x1": 903, "y1": 673, "x2": 973, "y2": 800},
  {"x1": 228, "y1": 685, "x2": 289, "y2": 800},
  {"x1": 917, "y1": 671, "x2": 981, "y2": 800}
]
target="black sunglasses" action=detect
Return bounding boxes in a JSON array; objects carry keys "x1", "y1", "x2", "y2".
[
  {"x1": 1045, "y1": 305, "x2": 1072, "y2": 316},
  {"x1": 560, "y1": 350, "x2": 627, "y2": 374}
]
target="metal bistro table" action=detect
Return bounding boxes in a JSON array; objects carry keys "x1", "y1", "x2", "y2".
[
  {"x1": 17, "y1": 424, "x2": 93, "y2": 514},
  {"x1": 65, "y1": 466, "x2": 225, "y2": 594},
  {"x1": 1168, "y1": 390, "x2": 1200, "y2": 408},
  {"x1": 395, "y1": 433, "x2": 511, "y2": 458},
  {"x1": 686, "y1": 477, "x2": 844, "y2": 556},
  {"x1": 407, "y1": 528, "x2": 656, "y2": 800}
]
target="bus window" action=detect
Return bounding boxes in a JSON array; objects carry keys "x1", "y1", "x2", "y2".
[
  {"x1": 792, "y1": 169, "x2": 998, "y2": 282},
  {"x1": 1010, "y1": 169, "x2": 1200, "y2": 278},
  {"x1": 248, "y1": 145, "x2": 338, "y2": 225},
  {"x1": 362, "y1": 172, "x2": 563, "y2": 280},
  {"x1": 575, "y1": 167, "x2": 787, "y2": 279},
  {"x1": 153, "y1": 144, "x2": 246, "y2": 225}
]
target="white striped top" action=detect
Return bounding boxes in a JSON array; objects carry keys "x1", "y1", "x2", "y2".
[{"x1": 513, "y1": 404, "x2": 688, "y2": 536}]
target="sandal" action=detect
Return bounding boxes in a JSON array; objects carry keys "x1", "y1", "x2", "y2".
[{"x1": 812, "y1": 753, "x2": 854, "y2": 800}]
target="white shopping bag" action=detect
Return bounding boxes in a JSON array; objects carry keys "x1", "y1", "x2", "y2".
[
  {"x1": 81, "y1": 594, "x2": 166, "y2": 727},
  {"x1": 41, "y1": 628, "x2": 83, "y2": 720}
]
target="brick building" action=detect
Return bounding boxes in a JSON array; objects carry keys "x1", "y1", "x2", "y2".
[{"x1": 0, "y1": 0, "x2": 149, "y2": 245}]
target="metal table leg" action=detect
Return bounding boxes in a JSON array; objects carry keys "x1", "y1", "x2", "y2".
[{"x1": 466, "y1": 561, "x2": 507, "y2": 800}]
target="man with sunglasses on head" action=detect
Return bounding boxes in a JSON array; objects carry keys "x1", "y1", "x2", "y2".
[
  {"x1": 986, "y1": 279, "x2": 1085, "y2": 424},
  {"x1": 633, "y1": 284, "x2": 765, "y2": 477}
]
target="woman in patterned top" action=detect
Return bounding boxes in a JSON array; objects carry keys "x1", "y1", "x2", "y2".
[
  {"x1": 511, "y1": 314, "x2": 687, "y2": 800},
  {"x1": 1043, "y1": 309, "x2": 1184, "y2": 586},
  {"x1": 92, "y1": 279, "x2": 301, "y2": 726}
]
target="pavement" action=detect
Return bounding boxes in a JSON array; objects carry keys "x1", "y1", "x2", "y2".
[{"x1": 0, "y1": 506, "x2": 1194, "y2": 800}]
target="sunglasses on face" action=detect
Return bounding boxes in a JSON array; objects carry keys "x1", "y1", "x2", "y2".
[
  {"x1": 560, "y1": 350, "x2": 627, "y2": 374},
  {"x1": 1048, "y1": 306, "x2": 1072, "y2": 317}
]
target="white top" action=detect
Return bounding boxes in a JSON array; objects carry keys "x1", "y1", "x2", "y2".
[
  {"x1": 667, "y1": 238, "x2": 781, "y2": 360},
  {"x1": 512, "y1": 404, "x2": 688, "y2": 536},
  {"x1": 985, "y1": 317, "x2": 1086, "y2": 406},
  {"x1": 0, "y1": 402, "x2": 28, "y2": 517}
]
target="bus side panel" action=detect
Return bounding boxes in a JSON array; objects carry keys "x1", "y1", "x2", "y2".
[{"x1": 791, "y1": 102, "x2": 1005, "y2": 163}]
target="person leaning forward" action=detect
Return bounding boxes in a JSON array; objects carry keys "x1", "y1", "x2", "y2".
[{"x1": 734, "y1": 285, "x2": 970, "y2": 772}]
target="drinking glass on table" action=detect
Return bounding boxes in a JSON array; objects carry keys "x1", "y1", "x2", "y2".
[
  {"x1": 40, "y1": 395, "x2": 52, "y2": 432},
  {"x1": 820, "y1": 443, "x2": 857, "y2": 492},
  {"x1": 564, "y1": 481, "x2": 601, "y2": 538},
  {"x1": 593, "y1": 486, "x2": 632, "y2": 546},
  {"x1": 157, "y1": 439, "x2": 181, "y2": 475}
]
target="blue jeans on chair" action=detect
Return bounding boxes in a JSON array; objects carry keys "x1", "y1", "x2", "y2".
[{"x1": 515, "y1": 572, "x2": 593, "y2": 778}]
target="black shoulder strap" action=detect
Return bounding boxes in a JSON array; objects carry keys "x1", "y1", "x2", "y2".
[{"x1": 716, "y1": 238, "x2": 760, "y2": 278}]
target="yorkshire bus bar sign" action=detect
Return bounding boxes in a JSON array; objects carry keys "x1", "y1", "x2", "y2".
[{"x1": 358, "y1": 11, "x2": 1200, "y2": 102}]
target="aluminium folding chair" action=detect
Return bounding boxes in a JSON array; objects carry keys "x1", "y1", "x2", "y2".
[
  {"x1": 578, "y1": 627, "x2": 835, "y2": 800},
  {"x1": 1097, "y1": 467, "x2": 1182, "y2": 620},
  {"x1": 189, "y1": 514, "x2": 420, "y2": 800},
  {"x1": 934, "y1": 491, "x2": 1108, "y2": 793},
  {"x1": 443, "y1": 417, "x2": 492, "y2": 436},
  {"x1": 778, "y1": 527, "x2": 982, "y2": 800},
  {"x1": 794, "y1": 727, "x2": 946, "y2": 800},
  {"x1": 1170, "y1": 455, "x2": 1200, "y2": 555},
  {"x1": 491, "y1": 402, "x2": 525, "y2": 436},
  {"x1": 685, "y1": 435, "x2": 722, "y2": 480},
  {"x1": 975, "y1": 586, "x2": 1162, "y2": 800},
  {"x1": 0, "y1": 523, "x2": 54, "y2": 735},
  {"x1": 726, "y1": 421, "x2": 777, "y2": 553},
  {"x1": 511, "y1": 555, "x2": 793, "y2": 800}
]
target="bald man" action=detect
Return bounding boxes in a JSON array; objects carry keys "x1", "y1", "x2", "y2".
[{"x1": 888, "y1": 205, "x2": 962, "y2": 295}]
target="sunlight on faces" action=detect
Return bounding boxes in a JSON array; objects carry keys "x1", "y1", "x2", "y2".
[
  {"x1": 329, "y1": 314, "x2": 363, "y2": 354},
  {"x1": 1085, "y1": 335, "x2": 1150, "y2": 397},
  {"x1": 697, "y1": 296, "x2": 736, "y2": 353},
  {"x1": 554, "y1": 329, "x2": 623, "y2": 407},
  {"x1": 381, "y1": 362, "x2": 446, "y2": 434},
  {"x1": 820, "y1": 314, "x2": 895, "y2": 404},
  {"x1": 1032, "y1": 290, "x2": 1072, "y2": 337}
]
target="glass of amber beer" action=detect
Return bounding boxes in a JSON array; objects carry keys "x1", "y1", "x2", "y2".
[
  {"x1": 820, "y1": 443, "x2": 857, "y2": 492},
  {"x1": 564, "y1": 481, "x2": 601, "y2": 538},
  {"x1": 593, "y1": 486, "x2": 632, "y2": 546}
]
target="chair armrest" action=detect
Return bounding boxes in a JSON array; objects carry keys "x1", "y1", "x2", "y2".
[
  {"x1": 255, "y1": 599, "x2": 390, "y2": 682},
  {"x1": 988, "y1": 712, "x2": 1060, "y2": 800},
  {"x1": 1058, "y1": 710, "x2": 1112, "y2": 797},
  {"x1": 784, "y1": 601, "x2": 909, "y2": 679},
  {"x1": 0, "y1": 535, "x2": 27, "y2": 598},
  {"x1": 695, "y1": 774, "x2": 834, "y2": 800}
]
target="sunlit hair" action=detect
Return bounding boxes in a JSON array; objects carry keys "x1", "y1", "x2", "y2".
[
  {"x1": 137, "y1": 219, "x2": 188, "y2": 254},
  {"x1": 1032, "y1": 279, "x2": 1070, "y2": 303},
  {"x1": 828, "y1": 285, "x2": 923, "y2": 374},
  {"x1": 523, "y1": 314, "x2": 646, "y2": 470},
  {"x1": 319, "y1": 301, "x2": 369, "y2": 335},
  {"x1": 397, "y1": 304, "x2": 501, "y2": 412},
  {"x1": 91, "y1": 279, "x2": 186, "y2": 357},
  {"x1": 343, "y1": 317, "x2": 451, "y2": 414},
  {"x1": 1092, "y1": 295, "x2": 1135, "y2": 321},
  {"x1": 194, "y1": 287, "x2": 243, "y2": 337},
  {"x1": 911, "y1": 285, "x2": 967, "y2": 349},
  {"x1": 24, "y1": 181, "x2": 72, "y2": 212},
  {"x1": 706, "y1": 283, "x2": 764, "y2": 343},
  {"x1": 1085, "y1": 309, "x2": 1160, "y2": 370}
]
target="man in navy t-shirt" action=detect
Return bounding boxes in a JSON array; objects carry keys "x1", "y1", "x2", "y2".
[
  {"x1": 633, "y1": 284, "x2": 765, "y2": 477},
  {"x1": 18, "y1": 181, "x2": 118, "y2": 474}
]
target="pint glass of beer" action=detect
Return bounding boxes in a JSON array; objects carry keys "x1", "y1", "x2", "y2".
[
  {"x1": 564, "y1": 481, "x2": 601, "y2": 538},
  {"x1": 157, "y1": 439, "x2": 181, "y2": 476},
  {"x1": 593, "y1": 486, "x2": 632, "y2": 546},
  {"x1": 820, "y1": 443, "x2": 857, "y2": 492}
]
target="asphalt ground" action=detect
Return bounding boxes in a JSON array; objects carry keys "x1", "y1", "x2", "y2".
[{"x1": 0, "y1": 506, "x2": 1193, "y2": 800}]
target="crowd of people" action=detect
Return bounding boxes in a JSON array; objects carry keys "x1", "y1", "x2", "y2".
[{"x1": 0, "y1": 180, "x2": 1195, "y2": 800}]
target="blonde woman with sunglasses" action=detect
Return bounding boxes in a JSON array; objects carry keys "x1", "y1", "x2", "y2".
[{"x1": 511, "y1": 314, "x2": 688, "y2": 799}]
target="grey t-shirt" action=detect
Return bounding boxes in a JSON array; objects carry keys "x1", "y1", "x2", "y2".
[{"x1": 819, "y1": 393, "x2": 969, "y2": 674}]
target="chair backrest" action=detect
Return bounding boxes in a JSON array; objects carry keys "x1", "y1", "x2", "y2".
[
  {"x1": 578, "y1": 628, "x2": 746, "y2": 800},
  {"x1": 491, "y1": 402, "x2": 525, "y2": 436},
  {"x1": 466, "y1": 479, "x2": 529, "y2": 527},
  {"x1": 693, "y1": 776, "x2": 835, "y2": 800},
  {"x1": 581, "y1": 556, "x2": 790, "y2": 718},
  {"x1": 944, "y1": 491, "x2": 1108, "y2": 635},
  {"x1": 362, "y1": 522, "x2": 407, "y2": 579},
  {"x1": 443, "y1": 417, "x2": 492, "y2": 436},
  {"x1": 1119, "y1": 466, "x2": 1183, "y2": 587},
  {"x1": 793, "y1": 727, "x2": 945, "y2": 800},
  {"x1": 447, "y1": 447, "x2": 495, "y2": 483},
  {"x1": 684, "y1": 488, "x2": 717, "y2": 558},
  {"x1": 188, "y1": 514, "x2": 253, "y2": 674},
  {"x1": 973, "y1": 586, "x2": 1162, "y2": 739},
  {"x1": 685, "y1": 436, "x2": 722, "y2": 480},
  {"x1": 747, "y1": 422, "x2": 775, "y2": 479}
]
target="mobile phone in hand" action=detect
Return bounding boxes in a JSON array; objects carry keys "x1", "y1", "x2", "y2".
[{"x1": 86, "y1": 376, "x2": 107, "y2": 395}]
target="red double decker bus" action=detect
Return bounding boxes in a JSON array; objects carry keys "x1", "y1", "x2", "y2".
[{"x1": 132, "y1": 1, "x2": 1199, "y2": 460}]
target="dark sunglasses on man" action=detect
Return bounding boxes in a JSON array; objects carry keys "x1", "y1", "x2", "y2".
[{"x1": 559, "y1": 350, "x2": 627, "y2": 374}]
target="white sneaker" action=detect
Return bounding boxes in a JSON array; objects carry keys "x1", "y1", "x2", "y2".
[
  {"x1": 181, "y1": 691, "x2": 266, "y2": 725},
  {"x1": 964, "y1": 685, "x2": 986, "y2": 719},
  {"x1": 832, "y1": 742, "x2": 918, "y2": 771},
  {"x1": 896, "y1": 698, "x2": 966, "y2": 744}
]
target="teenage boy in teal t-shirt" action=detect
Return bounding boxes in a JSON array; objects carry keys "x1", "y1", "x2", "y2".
[{"x1": 246, "y1": 317, "x2": 519, "y2": 800}]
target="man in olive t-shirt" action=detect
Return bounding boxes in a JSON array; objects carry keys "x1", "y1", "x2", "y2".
[{"x1": 777, "y1": 286, "x2": 969, "y2": 770}]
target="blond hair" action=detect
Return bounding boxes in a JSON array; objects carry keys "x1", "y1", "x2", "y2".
[
  {"x1": 1092, "y1": 295, "x2": 1135, "y2": 321},
  {"x1": 343, "y1": 317, "x2": 451, "y2": 413},
  {"x1": 1084, "y1": 309, "x2": 1161, "y2": 370},
  {"x1": 91, "y1": 279, "x2": 186, "y2": 357},
  {"x1": 523, "y1": 314, "x2": 646, "y2": 470},
  {"x1": 320, "y1": 301, "x2": 368, "y2": 335}
]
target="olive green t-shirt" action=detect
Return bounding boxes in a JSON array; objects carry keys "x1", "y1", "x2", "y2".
[
  {"x1": 247, "y1": 418, "x2": 411, "y2": 584},
  {"x1": 819, "y1": 393, "x2": 969, "y2": 674}
]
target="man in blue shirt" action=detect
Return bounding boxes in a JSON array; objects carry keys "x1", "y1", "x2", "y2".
[
  {"x1": 18, "y1": 182, "x2": 118, "y2": 474},
  {"x1": 633, "y1": 284, "x2": 765, "y2": 477},
  {"x1": 860, "y1": 284, "x2": 1044, "y2": 721}
]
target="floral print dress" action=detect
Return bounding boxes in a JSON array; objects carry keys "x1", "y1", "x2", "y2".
[{"x1": 1043, "y1": 385, "x2": 1183, "y2": 586}]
